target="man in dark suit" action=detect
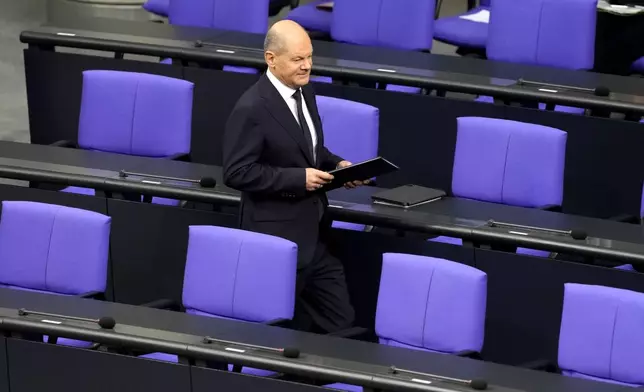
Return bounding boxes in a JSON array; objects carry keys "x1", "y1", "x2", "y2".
[{"x1": 223, "y1": 20, "x2": 364, "y2": 333}]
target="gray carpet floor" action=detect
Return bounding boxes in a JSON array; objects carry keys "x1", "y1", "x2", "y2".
[{"x1": 0, "y1": 0, "x2": 467, "y2": 143}]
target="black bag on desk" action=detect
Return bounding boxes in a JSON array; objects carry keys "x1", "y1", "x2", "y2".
[{"x1": 371, "y1": 185, "x2": 446, "y2": 208}]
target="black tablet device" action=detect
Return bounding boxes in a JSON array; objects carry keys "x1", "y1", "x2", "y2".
[{"x1": 322, "y1": 157, "x2": 398, "y2": 191}]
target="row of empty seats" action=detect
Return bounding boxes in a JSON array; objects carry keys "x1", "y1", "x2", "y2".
[
  {"x1": 141, "y1": 0, "x2": 644, "y2": 79},
  {"x1": 4, "y1": 200, "x2": 644, "y2": 387},
  {"x1": 60, "y1": 70, "x2": 576, "y2": 237},
  {"x1": 48, "y1": 69, "x2": 644, "y2": 267}
]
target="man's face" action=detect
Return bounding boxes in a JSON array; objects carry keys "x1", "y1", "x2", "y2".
[{"x1": 266, "y1": 37, "x2": 313, "y2": 89}]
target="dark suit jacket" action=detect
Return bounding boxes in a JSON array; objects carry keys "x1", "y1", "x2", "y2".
[{"x1": 223, "y1": 74, "x2": 343, "y2": 266}]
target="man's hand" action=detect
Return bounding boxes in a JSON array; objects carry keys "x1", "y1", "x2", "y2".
[
  {"x1": 306, "y1": 168, "x2": 334, "y2": 191},
  {"x1": 336, "y1": 160, "x2": 370, "y2": 189}
]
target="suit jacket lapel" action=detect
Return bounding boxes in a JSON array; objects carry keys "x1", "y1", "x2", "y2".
[{"x1": 258, "y1": 75, "x2": 315, "y2": 166}]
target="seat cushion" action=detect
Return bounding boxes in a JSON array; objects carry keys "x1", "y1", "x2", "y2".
[
  {"x1": 223, "y1": 65, "x2": 259, "y2": 74},
  {"x1": 287, "y1": 0, "x2": 333, "y2": 33},
  {"x1": 61, "y1": 186, "x2": 97, "y2": 196},
  {"x1": 332, "y1": 221, "x2": 366, "y2": 231},
  {"x1": 310, "y1": 75, "x2": 333, "y2": 83},
  {"x1": 324, "y1": 384, "x2": 363, "y2": 391},
  {"x1": 615, "y1": 264, "x2": 636, "y2": 271},
  {"x1": 516, "y1": 248, "x2": 551, "y2": 258},
  {"x1": 475, "y1": 96, "x2": 584, "y2": 114},
  {"x1": 385, "y1": 84, "x2": 421, "y2": 94},
  {"x1": 430, "y1": 236, "x2": 463, "y2": 245},
  {"x1": 140, "y1": 351, "x2": 277, "y2": 376},
  {"x1": 434, "y1": 7, "x2": 489, "y2": 49},
  {"x1": 432, "y1": 237, "x2": 550, "y2": 258},
  {"x1": 62, "y1": 186, "x2": 179, "y2": 206}
]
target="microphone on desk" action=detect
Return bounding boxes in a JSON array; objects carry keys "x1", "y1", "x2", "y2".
[
  {"x1": 202, "y1": 336, "x2": 300, "y2": 358},
  {"x1": 487, "y1": 220, "x2": 588, "y2": 240},
  {"x1": 18, "y1": 308, "x2": 116, "y2": 330},
  {"x1": 517, "y1": 78, "x2": 611, "y2": 97},
  {"x1": 118, "y1": 170, "x2": 216, "y2": 188},
  {"x1": 389, "y1": 366, "x2": 488, "y2": 390}
]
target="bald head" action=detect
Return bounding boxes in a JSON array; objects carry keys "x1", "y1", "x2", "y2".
[
  {"x1": 264, "y1": 20, "x2": 310, "y2": 54},
  {"x1": 264, "y1": 20, "x2": 313, "y2": 89}
]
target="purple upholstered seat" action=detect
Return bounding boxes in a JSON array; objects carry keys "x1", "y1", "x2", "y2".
[
  {"x1": 0, "y1": 201, "x2": 110, "y2": 294},
  {"x1": 169, "y1": 0, "x2": 267, "y2": 32},
  {"x1": 478, "y1": 0, "x2": 597, "y2": 114},
  {"x1": 310, "y1": 0, "x2": 435, "y2": 93},
  {"x1": 558, "y1": 283, "x2": 644, "y2": 386},
  {"x1": 141, "y1": 226, "x2": 297, "y2": 375},
  {"x1": 61, "y1": 70, "x2": 194, "y2": 206},
  {"x1": 286, "y1": 0, "x2": 333, "y2": 33},
  {"x1": 316, "y1": 96, "x2": 379, "y2": 232},
  {"x1": 327, "y1": 254, "x2": 487, "y2": 391},
  {"x1": 488, "y1": 0, "x2": 596, "y2": 69},
  {"x1": 431, "y1": 117, "x2": 566, "y2": 256},
  {"x1": 434, "y1": 0, "x2": 490, "y2": 50},
  {"x1": 143, "y1": 0, "x2": 169, "y2": 16},
  {"x1": 167, "y1": 0, "x2": 268, "y2": 74},
  {"x1": 377, "y1": 253, "x2": 487, "y2": 352},
  {"x1": 0, "y1": 201, "x2": 111, "y2": 348},
  {"x1": 453, "y1": 117, "x2": 566, "y2": 207}
]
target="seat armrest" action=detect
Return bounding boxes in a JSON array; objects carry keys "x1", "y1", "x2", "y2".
[
  {"x1": 519, "y1": 359, "x2": 560, "y2": 373},
  {"x1": 609, "y1": 213, "x2": 641, "y2": 224},
  {"x1": 166, "y1": 153, "x2": 191, "y2": 162},
  {"x1": 454, "y1": 349, "x2": 483, "y2": 360},
  {"x1": 263, "y1": 318, "x2": 291, "y2": 327},
  {"x1": 76, "y1": 291, "x2": 105, "y2": 300},
  {"x1": 538, "y1": 204, "x2": 561, "y2": 212},
  {"x1": 325, "y1": 327, "x2": 369, "y2": 339},
  {"x1": 50, "y1": 140, "x2": 77, "y2": 148},
  {"x1": 140, "y1": 298, "x2": 182, "y2": 311}
]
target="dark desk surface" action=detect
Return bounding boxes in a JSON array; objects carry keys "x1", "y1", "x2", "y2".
[
  {"x1": 2, "y1": 140, "x2": 644, "y2": 264},
  {"x1": 20, "y1": 16, "x2": 644, "y2": 113},
  {"x1": 0, "y1": 287, "x2": 629, "y2": 392}
]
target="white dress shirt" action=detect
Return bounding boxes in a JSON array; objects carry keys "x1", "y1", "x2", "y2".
[{"x1": 266, "y1": 69, "x2": 318, "y2": 161}]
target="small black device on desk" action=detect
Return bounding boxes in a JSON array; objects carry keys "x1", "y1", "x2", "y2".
[
  {"x1": 323, "y1": 157, "x2": 398, "y2": 191},
  {"x1": 371, "y1": 184, "x2": 446, "y2": 208}
]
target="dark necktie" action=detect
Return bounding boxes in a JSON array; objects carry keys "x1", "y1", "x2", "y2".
[{"x1": 292, "y1": 89, "x2": 315, "y2": 163}]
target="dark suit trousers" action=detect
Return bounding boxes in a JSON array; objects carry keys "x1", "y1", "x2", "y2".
[{"x1": 291, "y1": 233, "x2": 355, "y2": 334}]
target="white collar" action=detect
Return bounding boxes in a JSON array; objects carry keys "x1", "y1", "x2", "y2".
[{"x1": 266, "y1": 68, "x2": 299, "y2": 101}]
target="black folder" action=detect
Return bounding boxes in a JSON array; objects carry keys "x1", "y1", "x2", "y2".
[
  {"x1": 371, "y1": 184, "x2": 446, "y2": 208},
  {"x1": 323, "y1": 157, "x2": 398, "y2": 191}
]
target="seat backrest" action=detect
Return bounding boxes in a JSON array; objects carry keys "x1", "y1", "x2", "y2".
[
  {"x1": 487, "y1": 0, "x2": 597, "y2": 69},
  {"x1": 0, "y1": 201, "x2": 111, "y2": 295},
  {"x1": 375, "y1": 253, "x2": 487, "y2": 353},
  {"x1": 78, "y1": 70, "x2": 194, "y2": 157},
  {"x1": 331, "y1": 0, "x2": 435, "y2": 51},
  {"x1": 452, "y1": 117, "x2": 567, "y2": 208},
  {"x1": 169, "y1": 0, "x2": 269, "y2": 34},
  {"x1": 317, "y1": 96, "x2": 379, "y2": 164},
  {"x1": 182, "y1": 226, "x2": 297, "y2": 322},
  {"x1": 558, "y1": 283, "x2": 644, "y2": 386}
]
